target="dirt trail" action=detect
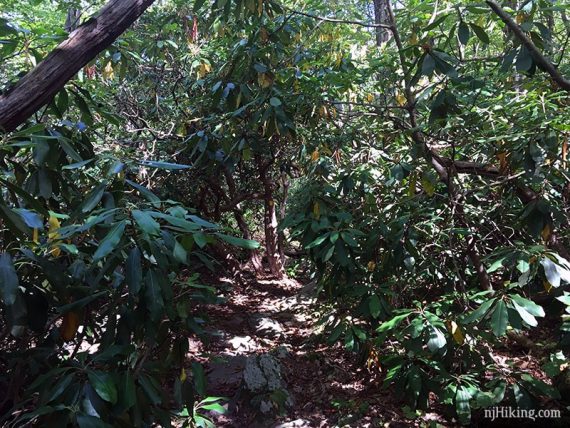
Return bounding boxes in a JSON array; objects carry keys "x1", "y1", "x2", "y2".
[{"x1": 192, "y1": 274, "x2": 411, "y2": 428}]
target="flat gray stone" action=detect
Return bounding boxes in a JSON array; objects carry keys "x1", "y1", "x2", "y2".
[
  {"x1": 273, "y1": 419, "x2": 312, "y2": 428},
  {"x1": 249, "y1": 315, "x2": 284, "y2": 338}
]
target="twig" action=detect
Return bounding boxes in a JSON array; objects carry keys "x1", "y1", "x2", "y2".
[{"x1": 283, "y1": 6, "x2": 392, "y2": 29}]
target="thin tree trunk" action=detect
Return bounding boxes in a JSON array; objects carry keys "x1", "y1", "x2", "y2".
[
  {"x1": 256, "y1": 156, "x2": 284, "y2": 279},
  {"x1": 222, "y1": 168, "x2": 263, "y2": 273},
  {"x1": 372, "y1": 0, "x2": 390, "y2": 46},
  {"x1": 277, "y1": 172, "x2": 290, "y2": 261},
  {"x1": 0, "y1": 0, "x2": 156, "y2": 132}
]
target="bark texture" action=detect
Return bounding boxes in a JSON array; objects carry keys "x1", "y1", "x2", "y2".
[
  {"x1": 372, "y1": 0, "x2": 390, "y2": 46},
  {"x1": 256, "y1": 155, "x2": 284, "y2": 279},
  {"x1": 0, "y1": 0, "x2": 156, "y2": 132}
]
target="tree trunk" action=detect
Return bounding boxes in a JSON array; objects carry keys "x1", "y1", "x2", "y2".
[
  {"x1": 234, "y1": 209, "x2": 264, "y2": 273},
  {"x1": 373, "y1": 0, "x2": 390, "y2": 46},
  {"x1": 0, "y1": 0, "x2": 156, "y2": 132},
  {"x1": 222, "y1": 168, "x2": 263, "y2": 273},
  {"x1": 277, "y1": 172, "x2": 290, "y2": 261},
  {"x1": 256, "y1": 156, "x2": 284, "y2": 279}
]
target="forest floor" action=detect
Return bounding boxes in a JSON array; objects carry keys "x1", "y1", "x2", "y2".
[
  {"x1": 190, "y1": 271, "x2": 441, "y2": 428},
  {"x1": 187, "y1": 270, "x2": 567, "y2": 428}
]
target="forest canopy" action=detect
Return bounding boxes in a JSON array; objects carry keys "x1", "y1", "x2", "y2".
[{"x1": 0, "y1": 0, "x2": 569, "y2": 426}]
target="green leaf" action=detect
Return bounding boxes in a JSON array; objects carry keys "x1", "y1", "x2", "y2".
[
  {"x1": 138, "y1": 374, "x2": 162, "y2": 405},
  {"x1": 487, "y1": 257, "x2": 505, "y2": 273},
  {"x1": 81, "y1": 184, "x2": 106, "y2": 213},
  {"x1": 520, "y1": 374, "x2": 561, "y2": 399},
  {"x1": 470, "y1": 24, "x2": 489, "y2": 44},
  {"x1": 14, "y1": 209, "x2": 43, "y2": 228},
  {"x1": 73, "y1": 92, "x2": 93, "y2": 125},
  {"x1": 421, "y1": 53, "x2": 436, "y2": 75},
  {"x1": 145, "y1": 270, "x2": 164, "y2": 321},
  {"x1": 215, "y1": 233, "x2": 260, "y2": 249},
  {"x1": 87, "y1": 371, "x2": 118, "y2": 404},
  {"x1": 369, "y1": 295, "x2": 382, "y2": 319},
  {"x1": 188, "y1": 214, "x2": 218, "y2": 229},
  {"x1": 151, "y1": 212, "x2": 201, "y2": 232},
  {"x1": 510, "y1": 295, "x2": 545, "y2": 318},
  {"x1": 0, "y1": 201, "x2": 32, "y2": 237},
  {"x1": 541, "y1": 257, "x2": 561, "y2": 288},
  {"x1": 56, "y1": 89, "x2": 69, "y2": 115},
  {"x1": 200, "y1": 402, "x2": 225, "y2": 413},
  {"x1": 424, "y1": 14, "x2": 449, "y2": 31},
  {"x1": 57, "y1": 291, "x2": 106, "y2": 313},
  {"x1": 125, "y1": 179, "x2": 161, "y2": 208},
  {"x1": 269, "y1": 97, "x2": 282, "y2": 107},
  {"x1": 194, "y1": 0, "x2": 207, "y2": 12},
  {"x1": 516, "y1": 47, "x2": 533, "y2": 72},
  {"x1": 0, "y1": 178, "x2": 48, "y2": 216},
  {"x1": 305, "y1": 233, "x2": 329, "y2": 249},
  {"x1": 139, "y1": 160, "x2": 192, "y2": 170},
  {"x1": 490, "y1": 300, "x2": 508, "y2": 337},
  {"x1": 122, "y1": 371, "x2": 136, "y2": 410},
  {"x1": 192, "y1": 362, "x2": 206, "y2": 395},
  {"x1": 132, "y1": 210, "x2": 160, "y2": 236},
  {"x1": 458, "y1": 22, "x2": 470, "y2": 45},
  {"x1": 327, "y1": 322, "x2": 344, "y2": 343},
  {"x1": 510, "y1": 300, "x2": 538, "y2": 327},
  {"x1": 93, "y1": 221, "x2": 126, "y2": 261},
  {"x1": 463, "y1": 298, "x2": 496, "y2": 323},
  {"x1": 62, "y1": 158, "x2": 94, "y2": 170},
  {"x1": 126, "y1": 247, "x2": 143, "y2": 295},
  {"x1": 173, "y1": 240, "x2": 187, "y2": 264},
  {"x1": 0, "y1": 253, "x2": 19, "y2": 306},
  {"x1": 377, "y1": 312, "x2": 412, "y2": 333},
  {"x1": 427, "y1": 326, "x2": 446, "y2": 352},
  {"x1": 193, "y1": 232, "x2": 208, "y2": 248},
  {"x1": 77, "y1": 415, "x2": 114, "y2": 428},
  {"x1": 455, "y1": 386, "x2": 472, "y2": 424}
]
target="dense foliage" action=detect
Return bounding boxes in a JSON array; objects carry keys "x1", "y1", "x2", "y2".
[{"x1": 1, "y1": 0, "x2": 569, "y2": 426}]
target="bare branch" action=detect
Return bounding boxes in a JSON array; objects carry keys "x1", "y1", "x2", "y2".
[{"x1": 486, "y1": 0, "x2": 570, "y2": 91}]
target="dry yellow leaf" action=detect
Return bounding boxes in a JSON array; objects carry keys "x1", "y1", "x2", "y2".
[
  {"x1": 367, "y1": 261, "x2": 376, "y2": 272},
  {"x1": 48, "y1": 215, "x2": 60, "y2": 241},
  {"x1": 180, "y1": 367, "x2": 187, "y2": 382},
  {"x1": 197, "y1": 62, "x2": 211, "y2": 79},
  {"x1": 335, "y1": 53, "x2": 342, "y2": 67},
  {"x1": 497, "y1": 152, "x2": 509, "y2": 173},
  {"x1": 60, "y1": 311, "x2": 80, "y2": 341},
  {"x1": 313, "y1": 202, "x2": 320, "y2": 219},
  {"x1": 448, "y1": 320, "x2": 464, "y2": 345},
  {"x1": 541, "y1": 223, "x2": 552, "y2": 241},
  {"x1": 102, "y1": 61, "x2": 114, "y2": 80},
  {"x1": 258, "y1": 72, "x2": 274, "y2": 88},
  {"x1": 409, "y1": 32, "x2": 418, "y2": 45},
  {"x1": 543, "y1": 279, "x2": 553, "y2": 293},
  {"x1": 395, "y1": 93, "x2": 407, "y2": 106},
  {"x1": 32, "y1": 228, "x2": 39, "y2": 243},
  {"x1": 311, "y1": 149, "x2": 320, "y2": 161}
]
